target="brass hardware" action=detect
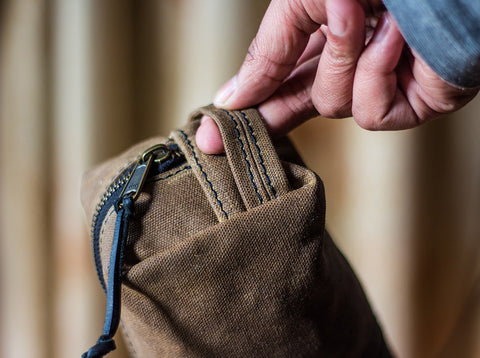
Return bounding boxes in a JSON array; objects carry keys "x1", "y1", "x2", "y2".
[
  {"x1": 118, "y1": 144, "x2": 174, "y2": 204},
  {"x1": 141, "y1": 144, "x2": 171, "y2": 164}
]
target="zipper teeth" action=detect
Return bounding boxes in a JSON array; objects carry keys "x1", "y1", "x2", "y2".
[
  {"x1": 90, "y1": 140, "x2": 177, "y2": 234},
  {"x1": 90, "y1": 166, "x2": 134, "y2": 293},
  {"x1": 90, "y1": 169, "x2": 132, "y2": 238},
  {"x1": 90, "y1": 143, "x2": 183, "y2": 291},
  {"x1": 89, "y1": 143, "x2": 181, "y2": 242}
]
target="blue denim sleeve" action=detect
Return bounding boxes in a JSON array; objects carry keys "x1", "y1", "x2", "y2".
[{"x1": 383, "y1": 0, "x2": 480, "y2": 88}]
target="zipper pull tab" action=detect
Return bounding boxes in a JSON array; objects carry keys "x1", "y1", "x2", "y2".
[
  {"x1": 118, "y1": 144, "x2": 172, "y2": 204},
  {"x1": 84, "y1": 143, "x2": 176, "y2": 357}
]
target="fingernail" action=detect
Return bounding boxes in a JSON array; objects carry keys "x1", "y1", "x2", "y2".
[
  {"x1": 327, "y1": 1, "x2": 348, "y2": 36},
  {"x1": 372, "y1": 13, "x2": 391, "y2": 43},
  {"x1": 214, "y1": 76, "x2": 237, "y2": 107}
]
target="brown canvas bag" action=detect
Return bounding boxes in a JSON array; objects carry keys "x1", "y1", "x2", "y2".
[{"x1": 81, "y1": 105, "x2": 392, "y2": 357}]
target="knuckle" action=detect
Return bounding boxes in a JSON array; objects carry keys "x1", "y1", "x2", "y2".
[
  {"x1": 285, "y1": 86, "x2": 311, "y2": 113},
  {"x1": 244, "y1": 38, "x2": 264, "y2": 71},
  {"x1": 354, "y1": 115, "x2": 380, "y2": 130},
  {"x1": 430, "y1": 100, "x2": 456, "y2": 114},
  {"x1": 426, "y1": 92, "x2": 475, "y2": 114},
  {"x1": 281, "y1": 81, "x2": 313, "y2": 116},
  {"x1": 244, "y1": 38, "x2": 295, "y2": 84},
  {"x1": 326, "y1": 45, "x2": 358, "y2": 69},
  {"x1": 313, "y1": 96, "x2": 333, "y2": 118},
  {"x1": 352, "y1": 107, "x2": 383, "y2": 130},
  {"x1": 313, "y1": 88, "x2": 352, "y2": 119},
  {"x1": 324, "y1": 30, "x2": 364, "y2": 68},
  {"x1": 357, "y1": 52, "x2": 381, "y2": 75},
  {"x1": 315, "y1": 100, "x2": 348, "y2": 119}
]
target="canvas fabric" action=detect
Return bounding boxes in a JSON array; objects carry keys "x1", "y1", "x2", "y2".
[{"x1": 81, "y1": 105, "x2": 391, "y2": 357}]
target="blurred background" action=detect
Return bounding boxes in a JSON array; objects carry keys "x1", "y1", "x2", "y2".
[{"x1": 1, "y1": 1, "x2": 480, "y2": 357}]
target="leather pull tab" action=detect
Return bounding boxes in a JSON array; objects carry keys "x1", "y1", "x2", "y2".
[{"x1": 194, "y1": 105, "x2": 289, "y2": 210}]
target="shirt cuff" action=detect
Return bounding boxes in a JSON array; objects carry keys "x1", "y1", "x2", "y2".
[{"x1": 383, "y1": 0, "x2": 480, "y2": 88}]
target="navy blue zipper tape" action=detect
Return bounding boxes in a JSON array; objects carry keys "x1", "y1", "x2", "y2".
[
  {"x1": 84, "y1": 143, "x2": 186, "y2": 358},
  {"x1": 91, "y1": 145, "x2": 185, "y2": 292},
  {"x1": 83, "y1": 196, "x2": 134, "y2": 358}
]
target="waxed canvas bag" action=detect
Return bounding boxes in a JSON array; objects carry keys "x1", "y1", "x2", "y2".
[{"x1": 81, "y1": 105, "x2": 392, "y2": 357}]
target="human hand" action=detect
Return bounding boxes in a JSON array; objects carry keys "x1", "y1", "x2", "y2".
[{"x1": 196, "y1": 0, "x2": 479, "y2": 154}]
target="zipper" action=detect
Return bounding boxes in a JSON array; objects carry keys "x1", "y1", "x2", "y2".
[
  {"x1": 90, "y1": 142, "x2": 185, "y2": 292},
  {"x1": 84, "y1": 142, "x2": 185, "y2": 358},
  {"x1": 117, "y1": 143, "x2": 172, "y2": 204}
]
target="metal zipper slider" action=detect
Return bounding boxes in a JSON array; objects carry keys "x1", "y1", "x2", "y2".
[
  {"x1": 85, "y1": 142, "x2": 182, "y2": 357},
  {"x1": 118, "y1": 144, "x2": 172, "y2": 203}
]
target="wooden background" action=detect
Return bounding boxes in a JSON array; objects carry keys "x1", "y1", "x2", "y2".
[{"x1": 1, "y1": 1, "x2": 479, "y2": 357}]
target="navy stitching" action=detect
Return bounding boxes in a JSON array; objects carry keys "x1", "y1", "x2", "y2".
[
  {"x1": 151, "y1": 165, "x2": 191, "y2": 183},
  {"x1": 177, "y1": 130, "x2": 228, "y2": 219},
  {"x1": 239, "y1": 110, "x2": 277, "y2": 198},
  {"x1": 222, "y1": 110, "x2": 263, "y2": 204}
]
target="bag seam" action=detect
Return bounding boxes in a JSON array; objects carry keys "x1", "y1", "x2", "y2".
[
  {"x1": 222, "y1": 109, "x2": 264, "y2": 205},
  {"x1": 239, "y1": 110, "x2": 277, "y2": 199},
  {"x1": 150, "y1": 165, "x2": 192, "y2": 183},
  {"x1": 177, "y1": 129, "x2": 229, "y2": 220}
]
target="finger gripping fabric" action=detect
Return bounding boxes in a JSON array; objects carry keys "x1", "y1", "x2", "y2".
[
  {"x1": 81, "y1": 105, "x2": 392, "y2": 358},
  {"x1": 186, "y1": 105, "x2": 289, "y2": 210}
]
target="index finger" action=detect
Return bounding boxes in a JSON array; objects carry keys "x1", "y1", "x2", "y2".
[{"x1": 214, "y1": 0, "x2": 326, "y2": 109}]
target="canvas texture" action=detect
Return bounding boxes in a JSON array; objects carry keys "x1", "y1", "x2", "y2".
[{"x1": 81, "y1": 105, "x2": 391, "y2": 357}]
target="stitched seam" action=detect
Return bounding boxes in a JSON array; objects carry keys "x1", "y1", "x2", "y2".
[
  {"x1": 239, "y1": 110, "x2": 277, "y2": 199},
  {"x1": 222, "y1": 110, "x2": 263, "y2": 204},
  {"x1": 150, "y1": 165, "x2": 191, "y2": 183},
  {"x1": 177, "y1": 130, "x2": 228, "y2": 219}
]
